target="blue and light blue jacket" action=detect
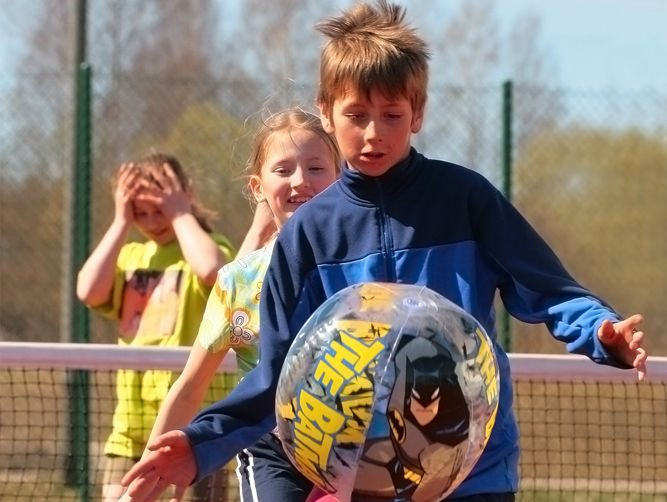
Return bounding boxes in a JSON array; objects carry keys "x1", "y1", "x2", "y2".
[{"x1": 185, "y1": 149, "x2": 627, "y2": 496}]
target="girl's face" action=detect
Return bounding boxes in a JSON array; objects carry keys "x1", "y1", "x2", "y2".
[
  {"x1": 132, "y1": 199, "x2": 176, "y2": 245},
  {"x1": 250, "y1": 128, "x2": 338, "y2": 227}
]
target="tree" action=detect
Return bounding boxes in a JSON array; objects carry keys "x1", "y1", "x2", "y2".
[
  {"x1": 131, "y1": 101, "x2": 252, "y2": 243},
  {"x1": 504, "y1": 13, "x2": 564, "y2": 148},
  {"x1": 0, "y1": 2, "x2": 76, "y2": 341},
  {"x1": 0, "y1": 174, "x2": 65, "y2": 341},
  {"x1": 410, "y1": 0, "x2": 563, "y2": 182},
  {"x1": 227, "y1": 0, "x2": 338, "y2": 109},
  {"x1": 512, "y1": 127, "x2": 667, "y2": 354},
  {"x1": 0, "y1": 0, "x2": 251, "y2": 342}
]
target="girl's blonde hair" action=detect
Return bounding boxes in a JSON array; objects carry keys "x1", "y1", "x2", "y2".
[
  {"x1": 113, "y1": 152, "x2": 217, "y2": 232},
  {"x1": 243, "y1": 107, "x2": 341, "y2": 201}
]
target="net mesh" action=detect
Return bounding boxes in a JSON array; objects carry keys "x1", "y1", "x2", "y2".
[
  {"x1": 0, "y1": 344, "x2": 240, "y2": 502},
  {"x1": 515, "y1": 379, "x2": 666, "y2": 500},
  {"x1": 0, "y1": 343, "x2": 665, "y2": 501}
]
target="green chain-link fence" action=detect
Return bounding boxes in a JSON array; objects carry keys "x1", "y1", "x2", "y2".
[{"x1": 1, "y1": 73, "x2": 665, "y2": 354}]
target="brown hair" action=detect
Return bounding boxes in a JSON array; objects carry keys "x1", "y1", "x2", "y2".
[
  {"x1": 114, "y1": 152, "x2": 217, "y2": 232},
  {"x1": 316, "y1": 0, "x2": 430, "y2": 118},
  {"x1": 243, "y1": 107, "x2": 341, "y2": 201}
]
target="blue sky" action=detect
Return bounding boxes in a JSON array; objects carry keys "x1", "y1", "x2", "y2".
[
  {"x1": 488, "y1": 0, "x2": 667, "y2": 91},
  {"x1": 1, "y1": 0, "x2": 666, "y2": 92}
]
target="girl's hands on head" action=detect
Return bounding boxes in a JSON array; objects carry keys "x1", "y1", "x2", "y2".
[
  {"x1": 136, "y1": 163, "x2": 193, "y2": 221},
  {"x1": 114, "y1": 163, "x2": 142, "y2": 226}
]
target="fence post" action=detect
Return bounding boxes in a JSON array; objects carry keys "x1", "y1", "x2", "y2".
[
  {"x1": 65, "y1": 1, "x2": 91, "y2": 500},
  {"x1": 500, "y1": 80, "x2": 513, "y2": 352},
  {"x1": 66, "y1": 60, "x2": 92, "y2": 502}
]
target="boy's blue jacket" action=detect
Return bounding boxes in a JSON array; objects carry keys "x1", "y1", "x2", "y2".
[{"x1": 185, "y1": 149, "x2": 626, "y2": 496}]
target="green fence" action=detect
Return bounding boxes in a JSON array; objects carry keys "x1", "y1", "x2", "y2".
[{"x1": 1, "y1": 72, "x2": 665, "y2": 355}]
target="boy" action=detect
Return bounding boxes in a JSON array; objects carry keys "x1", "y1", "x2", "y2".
[{"x1": 122, "y1": 2, "x2": 647, "y2": 501}]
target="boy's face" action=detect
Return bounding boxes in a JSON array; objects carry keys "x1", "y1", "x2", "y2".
[{"x1": 320, "y1": 87, "x2": 423, "y2": 177}]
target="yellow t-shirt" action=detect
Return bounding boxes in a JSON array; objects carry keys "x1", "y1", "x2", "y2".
[{"x1": 92, "y1": 235, "x2": 235, "y2": 458}]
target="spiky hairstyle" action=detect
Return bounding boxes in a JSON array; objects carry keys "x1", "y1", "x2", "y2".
[{"x1": 316, "y1": 0, "x2": 430, "y2": 116}]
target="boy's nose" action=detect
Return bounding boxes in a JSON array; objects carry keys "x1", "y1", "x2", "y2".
[{"x1": 364, "y1": 120, "x2": 382, "y2": 142}]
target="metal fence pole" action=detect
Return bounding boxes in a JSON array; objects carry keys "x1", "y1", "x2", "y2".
[
  {"x1": 499, "y1": 80, "x2": 513, "y2": 352},
  {"x1": 66, "y1": 60, "x2": 92, "y2": 501},
  {"x1": 65, "y1": 1, "x2": 91, "y2": 499}
]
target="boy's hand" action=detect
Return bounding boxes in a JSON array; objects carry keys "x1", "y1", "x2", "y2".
[
  {"x1": 136, "y1": 163, "x2": 192, "y2": 220},
  {"x1": 597, "y1": 314, "x2": 647, "y2": 381},
  {"x1": 118, "y1": 483, "x2": 185, "y2": 502},
  {"x1": 121, "y1": 430, "x2": 196, "y2": 502},
  {"x1": 113, "y1": 163, "x2": 141, "y2": 225}
]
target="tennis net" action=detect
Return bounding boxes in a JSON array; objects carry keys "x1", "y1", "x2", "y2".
[{"x1": 1, "y1": 342, "x2": 665, "y2": 501}]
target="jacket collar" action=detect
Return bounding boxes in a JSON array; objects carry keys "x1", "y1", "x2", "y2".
[{"x1": 339, "y1": 148, "x2": 420, "y2": 204}]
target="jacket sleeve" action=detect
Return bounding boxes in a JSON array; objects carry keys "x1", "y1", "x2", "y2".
[
  {"x1": 183, "y1": 226, "x2": 315, "y2": 480},
  {"x1": 470, "y1": 178, "x2": 628, "y2": 367}
]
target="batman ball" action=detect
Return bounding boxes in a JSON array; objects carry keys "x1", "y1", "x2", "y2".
[{"x1": 275, "y1": 282, "x2": 500, "y2": 502}]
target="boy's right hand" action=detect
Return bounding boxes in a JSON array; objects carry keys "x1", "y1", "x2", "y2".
[
  {"x1": 121, "y1": 430, "x2": 196, "y2": 502},
  {"x1": 113, "y1": 163, "x2": 141, "y2": 226}
]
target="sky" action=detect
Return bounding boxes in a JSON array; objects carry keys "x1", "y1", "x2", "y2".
[
  {"x1": 486, "y1": 0, "x2": 667, "y2": 92},
  {"x1": 1, "y1": 0, "x2": 666, "y2": 93}
]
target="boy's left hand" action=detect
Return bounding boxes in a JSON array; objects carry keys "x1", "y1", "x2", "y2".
[{"x1": 597, "y1": 314, "x2": 647, "y2": 381}]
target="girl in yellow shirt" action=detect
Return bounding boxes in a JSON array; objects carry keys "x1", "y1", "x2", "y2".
[{"x1": 77, "y1": 153, "x2": 235, "y2": 501}]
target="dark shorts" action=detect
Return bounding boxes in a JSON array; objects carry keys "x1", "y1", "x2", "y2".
[
  {"x1": 235, "y1": 432, "x2": 313, "y2": 502},
  {"x1": 448, "y1": 494, "x2": 515, "y2": 502},
  {"x1": 235, "y1": 434, "x2": 514, "y2": 502}
]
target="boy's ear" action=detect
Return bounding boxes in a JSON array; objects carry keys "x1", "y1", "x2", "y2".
[
  {"x1": 411, "y1": 108, "x2": 425, "y2": 134},
  {"x1": 318, "y1": 104, "x2": 335, "y2": 134},
  {"x1": 248, "y1": 175, "x2": 264, "y2": 203}
]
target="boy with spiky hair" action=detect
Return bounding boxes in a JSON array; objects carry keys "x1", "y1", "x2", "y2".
[{"x1": 123, "y1": 2, "x2": 647, "y2": 501}]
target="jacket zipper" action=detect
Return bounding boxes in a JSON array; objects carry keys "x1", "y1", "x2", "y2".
[{"x1": 375, "y1": 179, "x2": 397, "y2": 282}]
